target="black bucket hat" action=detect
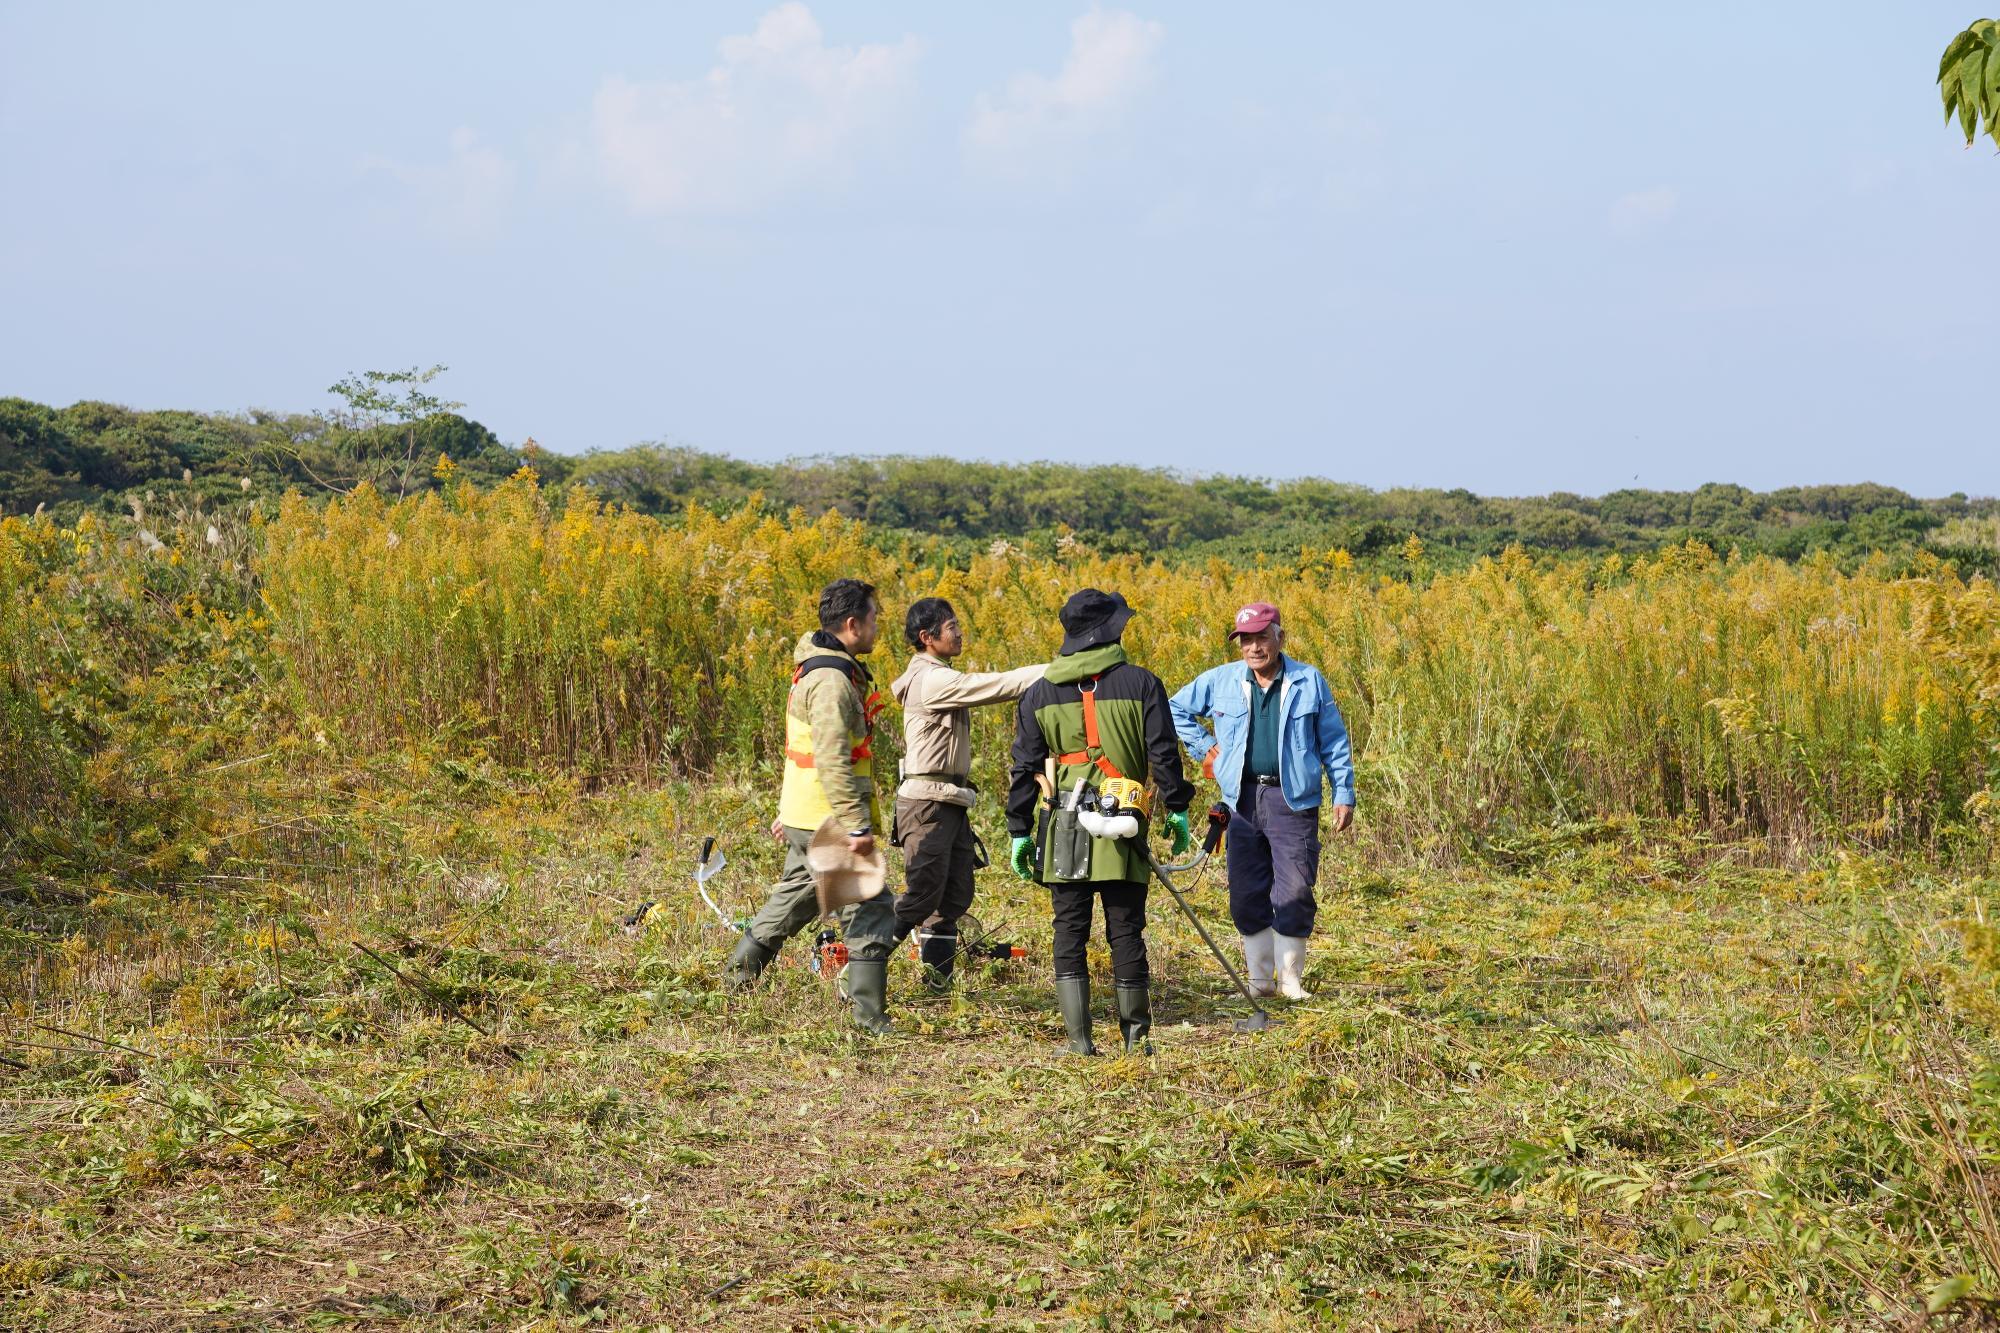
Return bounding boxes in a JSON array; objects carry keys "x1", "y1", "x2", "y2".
[{"x1": 1058, "y1": 588, "x2": 1134, "y2": 655}]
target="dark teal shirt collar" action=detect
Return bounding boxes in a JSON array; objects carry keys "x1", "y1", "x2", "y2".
[{"x1": 1245, "y1": 658, "x2": 1286, "y2": 780}]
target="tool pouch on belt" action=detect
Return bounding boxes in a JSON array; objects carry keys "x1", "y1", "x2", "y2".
[{"x1": 1039, "y1": 801, "x2": 1094, "y2": 882}]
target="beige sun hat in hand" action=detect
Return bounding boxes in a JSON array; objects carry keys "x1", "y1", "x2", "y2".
[{"x1": 807, "y1": 816, "x2": 888, "y2": 914}]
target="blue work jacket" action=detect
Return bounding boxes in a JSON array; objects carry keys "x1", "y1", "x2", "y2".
[{"x1": 1168, "y1": 657, "x2": 1356, "y2": 811}]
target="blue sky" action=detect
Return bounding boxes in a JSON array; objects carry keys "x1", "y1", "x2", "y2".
[{"x1": 2, "y1": 3, "x2": 1994, "y2": 496}]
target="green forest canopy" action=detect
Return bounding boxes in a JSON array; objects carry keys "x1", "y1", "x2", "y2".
[{"x1": 2, "y1": 394, "x2": 1993, "y2": 570}]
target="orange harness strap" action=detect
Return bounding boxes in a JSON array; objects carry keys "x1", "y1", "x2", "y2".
[
  {"x1": 785, "y1": 736, "x2": 873, "y2": 768},
  {"x1": 785, "y1": 658, "x2": 882, "y2": 768},
  {"x1": 1056, "y1": 676, "x2": 1125, "y2": 781}
]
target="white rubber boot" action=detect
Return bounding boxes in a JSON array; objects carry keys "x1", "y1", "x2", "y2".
[
  {"x1": 1239, "y1": 929, "x2": 1277, "y2": 998},
  {"x1": 1274, "y1": 934, "x2": 1312, "y2": 1000}
]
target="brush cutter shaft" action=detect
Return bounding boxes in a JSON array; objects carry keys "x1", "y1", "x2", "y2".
[{"x1": 1146, "y1": 849, "x2": 1272, "y2": 1024}]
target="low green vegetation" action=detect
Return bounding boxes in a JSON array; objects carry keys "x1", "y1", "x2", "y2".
[{"x1": 4, "y1": 392, "x2": 1994, "y2": 571}]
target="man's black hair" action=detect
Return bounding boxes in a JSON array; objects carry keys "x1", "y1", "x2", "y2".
[
  {"x1": 905, "y1": 597, "x2": 957, "y2": 650},
  {"x1": 818, "y1": 578, "x2": 878, "y2": 634}
]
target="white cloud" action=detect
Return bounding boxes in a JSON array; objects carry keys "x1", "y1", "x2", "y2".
[
  {"x1": 1609, "y1": 185, "x2": 1678, "y2": 235},
  {"x1": 591, "y1": 3, "x2": 920, "y2": 216},
  {"x1": 964, "y1": 9, "x2": 1163, "y2": 174},
  {"x1": 363, "y1": 128, "x2": 515, "y2": 238}
]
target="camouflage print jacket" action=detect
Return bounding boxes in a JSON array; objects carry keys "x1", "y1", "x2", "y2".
[{"x1": 776, "y1": 630, "x2": 881, "y2": 834}]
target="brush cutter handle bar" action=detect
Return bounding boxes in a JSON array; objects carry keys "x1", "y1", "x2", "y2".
[
  {"x1": 1150, "y1": 806, "x2": 1228, "y2": 873},
  {"x1": 1201, "y1": 803, "x2": 1229, "y2": 856},
  {"x1": 693, "y1": 835, "x2": 735, "y2": 930},
  {"x1": 1152, "y1": 849, "x2": 1212, "y2": 875}
]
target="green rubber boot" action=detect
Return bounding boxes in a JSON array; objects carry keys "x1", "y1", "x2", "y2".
[
  {"x1": 1056, "y1": 974, "x2": 1097, "y2": 1055},
  {"x1": 846, "y1": 958, "x2": 893, "y2": 1035},
  {"x1": 726, "y1": 932, "x2": 778, "y2": 991},
  {"x1": 1115, "y1": 982, "x2": 1153, "y2": 1055}
]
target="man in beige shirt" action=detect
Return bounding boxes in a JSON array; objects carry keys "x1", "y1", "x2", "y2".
[{"x1": 889, "y1": 597, "x2": 1045, "y2": 990}]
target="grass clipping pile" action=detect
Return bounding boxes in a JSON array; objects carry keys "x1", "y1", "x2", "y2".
[{"x1": 6, "y1": 779, "x2": 2000, "y2": 1329}]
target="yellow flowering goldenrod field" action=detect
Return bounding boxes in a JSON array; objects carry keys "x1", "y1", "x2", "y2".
[{"x1": 251, "y1": 473, "x2": 1996, "y2": 859}]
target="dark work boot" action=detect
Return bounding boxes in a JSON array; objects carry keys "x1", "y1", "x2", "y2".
[
  {"x1": 918, "y1": 924, "x2": 958, "y2": 994},
  {"x1": 1115, "y1": 982, "x2": 1153, "y2": 1055},
  {"x1": 845, "y1": 958, "x2": 893, "y2": 1035},
  {"x1": 1055, "y1": 974, "x2": 1097, "y2": 1055},
  {"x1": 726, "y1": 932, "x2": 777, "y2": 991}
]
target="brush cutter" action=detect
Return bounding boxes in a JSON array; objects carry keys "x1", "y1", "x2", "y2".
[
  {"x1": 689, "y1": 836, "x2": 735, "y2": 929},
  {"x1": 810, "y1": 927, "x2": 848, "y2": 975},
  {"x1": 804, "y1": 910, "x2": 1033, "y2": 993},
  {"x1": 619, "y1": 835, "x2": 741, "y2": 935},
  {"x1": 955, "y1": 913, "x2": 1029, "y2": 964},
  {"x1": 1147, "y1": 803, "x2": 1274, "y2": 1034},
  {"x1": 905, "y1": 913, "x2": 1029, "y2": 967}
]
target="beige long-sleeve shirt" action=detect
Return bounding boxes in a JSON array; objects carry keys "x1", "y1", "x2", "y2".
[{"x1": 890, "y1": 654, "x2": 1045, "y2": 807}]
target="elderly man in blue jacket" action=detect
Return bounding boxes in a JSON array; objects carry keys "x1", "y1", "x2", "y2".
[{"x1": 1169, "y1": 601, "x2": 1355, "y2": 1000}]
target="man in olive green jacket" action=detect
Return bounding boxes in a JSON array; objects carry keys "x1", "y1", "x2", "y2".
[{"x1": 1006, "y1": 588, "x2": 1194, "y2": 1055}]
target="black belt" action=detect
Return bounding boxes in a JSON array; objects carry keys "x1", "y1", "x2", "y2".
[
  {"x1": 905, "y1": 772, "x2": 976, "y2": 790},
  {"x1": 1250, "y1": 774, "x2": 1281, "y2": 786}
]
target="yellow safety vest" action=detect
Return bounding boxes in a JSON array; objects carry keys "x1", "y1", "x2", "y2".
[{"x1": 776, "y1": 659, "x2": 883, "y2": 832}]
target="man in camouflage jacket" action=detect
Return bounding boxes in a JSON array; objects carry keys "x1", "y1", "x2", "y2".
[{"x1": 727, "y1": 578, "x2": 904, "y2": 1034}]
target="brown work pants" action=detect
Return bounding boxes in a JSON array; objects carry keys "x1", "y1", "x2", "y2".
[{"x1": 892, "y1": 798, "x2": 978, "y2": 933}]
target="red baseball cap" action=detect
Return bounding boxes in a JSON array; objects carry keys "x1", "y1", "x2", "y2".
[{"x1": 1228, "y1": 602, "x2": 1280, "y2": 638}]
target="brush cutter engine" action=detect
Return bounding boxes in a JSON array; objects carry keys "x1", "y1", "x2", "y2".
[
  {"x1": 1076, "y1": 776, "x2": 1149, "y2": 840},
  {"x1": 810, "y1": 928, "x2": 848, "y2": 976}
]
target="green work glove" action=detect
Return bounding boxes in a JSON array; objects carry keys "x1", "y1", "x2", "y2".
[
  {"x1": 1163, "y1": 810, "x2": 1192, "y2": 855},
  {"x1": 1010, "y1": 836, "x2": 1037, "y2": 881}
]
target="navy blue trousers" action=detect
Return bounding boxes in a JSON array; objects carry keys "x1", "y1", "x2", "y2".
[{"x1": 1225, "y1": 783, "x2": 1322, "y2": 937}]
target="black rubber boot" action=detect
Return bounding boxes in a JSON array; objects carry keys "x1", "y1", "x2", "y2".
[
  {"x1": 846, "y1": 958, "x2": 893, "y2": 1035},
  {"x1": 919, "y1": 924, "x2": 958, "y2": 994},
  {"x1": 726, "y1": 932, "x2": 778, "y2": 991},
  {"x1": 1056, "y1": 974, "x2": 1097, "y2": 1055},
  {"x1": 1115, "y1": 982, "x2": 1153, "y2": 1055}
]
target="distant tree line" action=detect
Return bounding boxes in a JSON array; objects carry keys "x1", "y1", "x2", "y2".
[
  {"x1": 3, "y1": 396, "x2": 1994, "y2": 571},
  {"x1": 0, "y1": 397, "x2": 544, "y2": 512}
]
